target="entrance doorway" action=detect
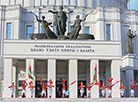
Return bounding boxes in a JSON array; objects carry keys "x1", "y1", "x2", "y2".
[
  {"x1": 35, "y1": 81, "x2": 47, "y2": 98},
  {"x1": 56, "y1": 81, "x2": 67, "y2": 98}
]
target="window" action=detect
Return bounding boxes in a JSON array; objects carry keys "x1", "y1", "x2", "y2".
[
  {"x1": 26, "y1": 25, "x2": 32, "y2": 39},
  {"x1": 70, "y1": 26, "x2": 73, "y2": 32},
  {"x1": 41, "y1": 26, "x2": 44, "y2": 33},
  {"x1": 106, "y1": 24, "x2": 111, "y2": 41},
  {"x1": 85, "y1": 26, "x2": 90, "y2": 34},
  {"x1": 18, "y1": 81, "x2": 24, "y2": 87},
  {"x1": 6, "y1": 23, "x2": 12, "y2": 39},
  {"x1": 85, "y1": 0, "x2": 88, "y2": 7}
]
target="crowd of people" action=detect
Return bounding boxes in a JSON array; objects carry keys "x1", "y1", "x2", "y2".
[{"x1": 8, "y1": 78, "x2": 138, "y2": 98}]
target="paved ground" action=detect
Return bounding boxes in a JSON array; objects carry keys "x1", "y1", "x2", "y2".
[{"x1": 0, "y1": 98, "x2": 138, "y2": 102}]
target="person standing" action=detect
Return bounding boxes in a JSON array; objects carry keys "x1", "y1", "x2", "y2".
[
  {"x1": 22, "y1": 80, "x2": 28, "y2": 98},
  {"x1": 130, "y1": 83, "x2": 138, "y2": 98},
  {"x1": 78, "y1": 82, "x2": 86, "y2": 98},
  {"x1": 47, "y1": 79, "x2": 54, "y2": 98},
  {"x1": 62, "y1": 80, "x2": 69, "y2": 98},
  {"x1": 28, "y1": 81, "x2": 35, "y2": 98},
  {"x1": 8, "y1": 82, "x2": 16, "y2": 98},
  {"x1": 87, "y1": 84, "x2": 93, "y2": 98},
  {"x1": 40, "y1": 83, "x2": 47, "y2": 98},
  {"x1": 119, "y1": 82, "x2": 126, "y2": 98},
  {"x1": 100, "y1": 82, "x2": 107, "y2": 98}
]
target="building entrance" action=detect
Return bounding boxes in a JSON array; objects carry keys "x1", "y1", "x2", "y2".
[
  {"x1": 35, "y1": 81, "x2": 47, "y2": 98},
  {"x1": 56, "y1": 81, "x2": 67, "y2": 98}
]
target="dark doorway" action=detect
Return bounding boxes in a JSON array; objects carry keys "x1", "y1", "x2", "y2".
[
  {"x1": 35, "y1": 81, "x2": 47, "y2": 98},
  {"x1": 56, "y1": 81, "x2": 67, "y2": 98}
]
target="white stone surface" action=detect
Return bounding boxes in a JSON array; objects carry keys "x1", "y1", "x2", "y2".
[
  {"x1": 111, "y1": 60, "x2": 121, "y2": 98},
  {"x1": 3, "y1": 59, "x2": 12, "y2": 98},
  {"x1": 3, "y1": 40, "x2": 121, "y2": 59},
  {"x1": 69, "y1": 59, "x2": 78, "y2": 98},
  {"x1": 0, "y1": 0, "x2": 138, "y2": 99},
  {"x1": 0, "y1": 0, "x2": 129, "y2": 9},
  {"x1": 1, "y1": 98, "x2": 138, "y2": 102},
  {"x1": 26, "y1": 59, "x2": 35, "y2": 98},
  {"x1": 48, "y1": 59, "x2": 56, "y2": 98},
  {"x1": 90, "y1": 60, "x2": 99, "y2": 98}
]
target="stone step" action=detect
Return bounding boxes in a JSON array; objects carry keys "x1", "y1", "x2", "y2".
[{"x1": 0, "y1": 98, "x2": 138, "y2": 102}]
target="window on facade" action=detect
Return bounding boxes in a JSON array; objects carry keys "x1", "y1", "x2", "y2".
[
  {"x1": 26, "y1": 25, "x2": 32, "y2": 39},
  {"x1": 41, "y1": 26, "x2": 44, "y2": 33},
  {"x1": 85, "y1": 0, "x2": 88, "y2": 7},
  {"x1": 70, "y1": 26, "x2": 73, "y2": 32},
  {"x1": 85, "y1": 26, "x2": 90, "y2": 34},
  {"x1": 6, "y1": 23, "x2": 12, "y2": 39},
  {"x1": 106, "y1": 24, "x2": 111, "y2": 41}
]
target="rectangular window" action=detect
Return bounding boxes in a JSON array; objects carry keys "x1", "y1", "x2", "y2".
[
  {"x1": 70, "y1": 26, "x2": 73, "y2": 32},
  {"x1": 6, "y1": 23, "x2": 12, "y2": 39},
  {"x1": 85, "y1": 26, "x2": 90, "y2": 34},
  {"x1": 41, "y1": 26, "x2": 44, "y2": 33},
  {"x1": 106, "y1": 24, "x2": 111, "y2": 41},
  {"x1": 85, "y1": 0, "x2": 88, "y2": 7},
  {"x1": 26, "y1": 25, "x2": 32, "y2": 39}
]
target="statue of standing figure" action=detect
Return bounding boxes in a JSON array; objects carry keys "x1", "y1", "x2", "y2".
[
  {"x1": 48, "y1": 6, "x2": 74, "y2": 39},
  {"x1": 127, "y1": 29, "x2": 136, "y2": 54},
  {"x1": 30, "y1": 11, "x2": 57, "y2": 39},
  {"x1": 67, "y1": 11, "x2": 92, "y2": 39}
]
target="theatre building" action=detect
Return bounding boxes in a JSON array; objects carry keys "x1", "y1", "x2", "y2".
[{"x1": 0, "y1": 0, "x2": 138, "y2": 98}]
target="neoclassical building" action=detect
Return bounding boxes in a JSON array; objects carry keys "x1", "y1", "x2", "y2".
[{"x1": 0, "y1": 0, "x2": 138, "y2": 98}]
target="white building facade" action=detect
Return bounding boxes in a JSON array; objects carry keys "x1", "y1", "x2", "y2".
[{"x1": 0, "y1": 0, "x2": 138, "y2": 98}]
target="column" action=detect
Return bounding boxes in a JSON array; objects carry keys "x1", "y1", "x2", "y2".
[
  {"x1": 95, "y1": 10, "x2": 105, "y2": 40},
  {"x1": 49, "y1": 0, "x2": 55, "y2": 5},
  {"x1": 26, "y1": 59, "x2": 35, "y2": 98},
  {"x1": 63, "y1": 0, "x2": 69, "y2": 6},
  {"x1": 0, "y1": 69, "x2": 2, "y2": 97},
  {"x1": 97, "y1": 0, "x2": 101, "y2": 6},
  {"x1": 70, "y1": 0, "x2": 75, "y2": 6},
  {"x1": 4, "y1": 59, "x2": 13, "y2": 98},
  {"x1": 90, "y1": 59, "x2": 99, "y2": 98},
  {"x1": 42, "y1": 0, "x2": 48, "y2": 6},
  {"x1": 125, "y1": 70, "x2": 134, "y2": 97},
  {"x1": 48, "y1": 59, "x2": 56, "y2": 98},
  {"x1": 78, "y1": 0, "x2": 85, "y2": 6},
  {"x1": 111, "y1": 60, "x2": 120, "y2": 98},
  {"x1": 24, "y1": 0, "x2": 30, "y2": 6},
  {"x1": 12, "y1": 65, "x2": 16, "y2": 98},
  {"x1": 86, "y1": 61, "x2": 90, "y2": 97},
  {"x1": 69, "y1": 59, "x2": 78, "y2": 98}
]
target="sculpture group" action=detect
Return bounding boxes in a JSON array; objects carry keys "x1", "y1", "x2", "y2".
[{"x1": 30, "y1": 6, "x2": 94, "y2": 40}]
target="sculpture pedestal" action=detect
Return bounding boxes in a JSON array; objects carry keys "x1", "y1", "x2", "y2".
[
  {"x1": 29, "y1": 33, "x2": 47, "y2": 39},
  {"x1": 121, "y1": 54, "x2": 136, "y2": 97}
]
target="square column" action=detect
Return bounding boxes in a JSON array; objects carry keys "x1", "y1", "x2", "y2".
[
  {"x1": 0, "y1": 69, "x2": 2, "y2": 97},
  {"x1": 12, "y1": 65, "x2": 16, "y2": 98},
  {"x1": 90, "y1": 59, "x2": 99, "y2": 98},
  {"x1": 111, "y1": 60, "x2": 121, "y2": 98},
  {"x1": 69, "y1": 59, "x2": 78, "y2": 98},
  {"x1": 125, "y1": 70, "x2": 134, "y2": 97},
  {"x1": 4, "y1": 59, "x2": 13, "y2": 98},
  {"x1": 26, "y1": 59, "x2": 35, "y2": 98},
  {"x1": 48, "y1": 59, "x2": 56, "y2": 98}
]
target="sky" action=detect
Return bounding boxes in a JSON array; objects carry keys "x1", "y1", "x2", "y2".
[{"x1": 130, "y1": 0, "x2": 138, "y2": 10}]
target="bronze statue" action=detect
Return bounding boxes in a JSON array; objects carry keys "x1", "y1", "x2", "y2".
[
  {"x1": 127, "y1": 29, "x2": 136, "y2": 54},
  {"x1": 29, "y1": 10, "x2": 95, "y2": 40},
  {"x1": 67, "y1": 11, "x2": 92, "y2": 39},
  {"x1": 30, "y1": 11, "x2": 57, "y2": 39},
  {"x1": 48, "y1": 6, "x2": 74, "y2": 37}
]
